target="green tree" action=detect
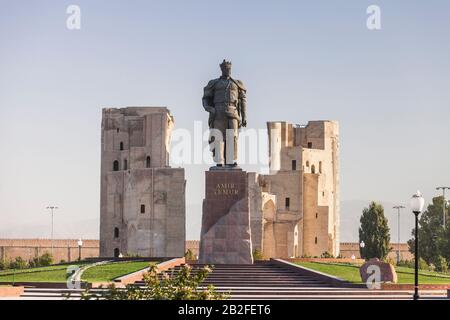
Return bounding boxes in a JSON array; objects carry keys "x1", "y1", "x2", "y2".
[
  {"x1": 438, "y1": 226, "x2": 450, "y2": 268},
  {"x1": 359, "y1": 202, "x2": 391, "y2": 260},
  {"x1": 408, "y1": 196, "x2": 449, "y2": 271}
]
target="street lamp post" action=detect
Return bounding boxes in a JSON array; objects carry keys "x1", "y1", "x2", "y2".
[
  {"x1": 45, "y1": 206, "x2": 58, "y2": 256},
  {"x1": 359, "y1": 241, "x2": 365, "y2": 259},
  {"x1": 436, "y1": 187, "x2": 449, "y2": 229},
  {"x1": 77, "y1": 239, "x2": 83, "y2": 261},
  {"x1": 410, "y1": 190, "x2": 425, "y2": 301},
  {"x1": 393, "y1": 205, "x2": 405, "y2": 264}
]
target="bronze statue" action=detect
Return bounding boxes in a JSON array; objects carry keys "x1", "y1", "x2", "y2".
[{"x1": 202, "y1": 60, "x2": 247, "y2": 167}]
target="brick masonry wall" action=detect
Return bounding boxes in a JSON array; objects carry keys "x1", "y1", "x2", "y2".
[
  {"x1": 185, "y1": 241, "x2": 414, "y2": 261},
  {"x1": 1, "y1": 239, "x2": 413, "y2": 262},
  {"x1": 340, "y1": 242, "x2": 414, "y2": 261},
  {"x1": 0, "y1": 239, "x2": 99, "y2": 263}
]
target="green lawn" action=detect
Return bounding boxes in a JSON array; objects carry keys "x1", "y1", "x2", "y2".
[
  {"x1": 296, "y1": 261, "x2": 450, "y2": 284},
  {"x1": 81, "y1": 261, "x2": 154, "y2": 283},
  {"x1": 0, "y1": 261, "x2": 155, "y2": 283},
  {"x1": 0, "y1": 265, "x2": 67, "y2": 276},
  {"x1": 0, "y1": 264, "x2": 84, "y2": 283}
]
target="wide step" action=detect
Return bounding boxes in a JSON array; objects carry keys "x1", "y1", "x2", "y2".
[{"x1": 16, "y1": 262, "x2": 448, "y2": 300}]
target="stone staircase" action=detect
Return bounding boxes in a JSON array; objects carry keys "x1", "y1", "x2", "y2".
[
  {"x1": 136, "y1": 261, "x2": 447, "y2": 300},
  {"x1": 155, "y1": 262, "x2": 329, "y2": 287},
  {"x1": 14, "y1": 261, "x2": 449, "y2": 300}
]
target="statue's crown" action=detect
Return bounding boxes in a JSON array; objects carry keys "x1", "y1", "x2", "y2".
[{"x1": 220, "y1": 59, "x2": 232, "y2": 68}]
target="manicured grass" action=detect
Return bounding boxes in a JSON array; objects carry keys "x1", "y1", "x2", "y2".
[
  {"x1": 0, "y1": 264, "x2": 84, "y2": 283},
  {"x1": 296, "y1": 261, "x2": 450, "y2": 284},
  {"x1": 0, "y1": 261, "x2": 92, "y2": 276},
  {"x1": 0, "y1": 261, "x2": 156, "y2": 283},
  {"x1": 298, "y1": 262, "x2": 363, "y2": 283},
  {"x1": 81, "y1": 261, "x2": 154, "y2": 283},
  {"x1": 395, "y1": 266, "x2": 450, "y2": 284}
]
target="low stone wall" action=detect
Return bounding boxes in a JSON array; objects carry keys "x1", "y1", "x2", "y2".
[
  {"x1": 381, "y1": 283, "x2": 450, "y2": 290},
  {"x1": 340, "y1": 242, "x2": 414, "y2": 261},
  {"x1": 85, "y1": 257, "x2": 162, "y2": 263},
  {"x1": 270, "y1": 259, "x2": 357, "y2": 288},
  {"x1": 185, "y1": 241, "x2": 414, "y2": 261},
  {"x1": 0, "y1": 286, "x2": 24, "y2": 297},
  {"x1": 114, "y1": 257, "x2": 186, "y2": 285},
  {"x1": 0, "y1": 239, "x2": 99, "y2": 263},
  {"x1": 285, "y1": 258, "x2": 365, "y2": 264},
  {"x1": 0, "y1": 281, "x2": 89, "y2": 289}
]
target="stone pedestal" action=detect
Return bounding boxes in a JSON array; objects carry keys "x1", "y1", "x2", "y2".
[{"x1": 199, "y1": 168, "x2": 253, "y2": 264}]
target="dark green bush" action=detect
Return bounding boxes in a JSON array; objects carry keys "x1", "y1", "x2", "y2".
[
  {"x1": 252, "y1": 249, "x2": 264, "y2": 260},
  {"x1": 29, "y1": 252, "x2": 54, "y2": 268},
  {"x1": 9, "y1": 257, "x2": 28, "y2": 269},
  {"x1": 320, "y1": 251, "x2": 334, "y2": 258}
]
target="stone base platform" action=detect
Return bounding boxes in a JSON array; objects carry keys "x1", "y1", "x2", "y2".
[
  {"x1": 199, "y1": 169, "x2": 253, "y2": 264},
  {"x1": 0, "y1": 286, "x2": 24, "y2": 297}
]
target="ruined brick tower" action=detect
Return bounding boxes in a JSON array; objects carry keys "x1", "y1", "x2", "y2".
[
  {"x1": 249, "y1": 120, "x2": 340, "y2": 258},
  {"x1": 99, "y1": 107, "x2": 186, "y2": 258}
]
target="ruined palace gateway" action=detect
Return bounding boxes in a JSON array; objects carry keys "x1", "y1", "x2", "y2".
[
  {"x1": 100, "y1": 107, "x2": 186, "y2": 258},
  {"x1": 249, "y1": 120, "x2": 340, "y2": 258}
]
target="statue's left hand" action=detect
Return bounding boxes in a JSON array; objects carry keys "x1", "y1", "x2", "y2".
[{"x1": 241, "y1": 119, "x2": 247, "y2": 127}]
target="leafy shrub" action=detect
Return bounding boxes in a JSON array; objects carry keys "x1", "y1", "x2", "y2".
[
  {"x1": 252, "y1": 249, "x2": 264, "y2": 260},
  {"x1": 398, "y1": 258, "x2": 441, "y2": 272},
  {"x1": 384, "y1": 256, "x2": 396, "y2": 266},
  {"x1": 320, "y1": 252, "x2": 334, "y2": 258},
  {"x1": 79, "y1": 264, "x2": 227, "y2": 300},
  {"x1": 433, "y1": 256, "x2": 448, "y2": 273},
  {"x1": 418, "y1": 258, "x2": 429, "y2": 270},
  {"x1": 29, "y1": 252, "x2": 54, "y2": 268},
  {"x1": 38, "y1": 252, "x2": 53, "y2": 266},
  {"x1": 0, "y1": 260, "x2": 6, "y2": 270},
  {"x1": 9, "y1": 257, "x2": 28, "y2": 270},
  {"x1": 185, "y1": 249, "x2": 196, "y2": 260},
  {"x1": 397, "y1": 259, "x2": 414, "y2": 268}
]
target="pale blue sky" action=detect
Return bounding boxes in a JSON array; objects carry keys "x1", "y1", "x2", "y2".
[{"x1": 1, "y1": 1, "x2": 449, "y2": 241}]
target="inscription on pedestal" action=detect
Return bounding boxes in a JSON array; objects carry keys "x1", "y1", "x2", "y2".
[{"x1": 214, "y1": 184, "x2": 239, "y2": 196}]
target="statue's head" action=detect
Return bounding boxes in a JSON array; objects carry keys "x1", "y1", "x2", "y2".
[{"x1": 220, "y1": 59, "x2": 232, "y2": 77}]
